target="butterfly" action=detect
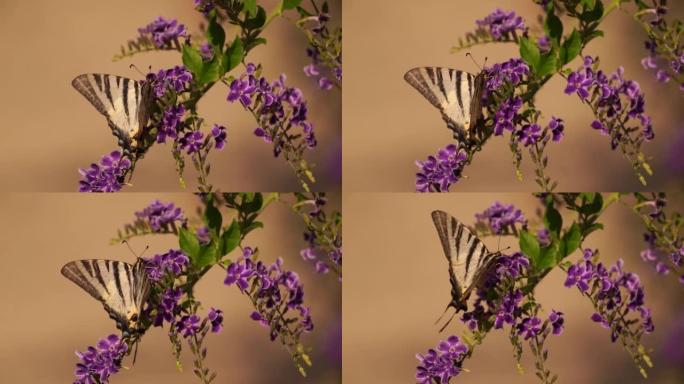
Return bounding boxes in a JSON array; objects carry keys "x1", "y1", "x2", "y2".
[
  {"x1": 404, "y1": 67, "x2": 486, "y2": 143},
  {"x1": 72, "y1": 74, "x2": 155, "y2": 159},
  {"x1": 431, "y1": 210, "x2": 500, "y2": 330},
  {"x1": 61, "y1": 259, "x2": 151, "y2": 338}
]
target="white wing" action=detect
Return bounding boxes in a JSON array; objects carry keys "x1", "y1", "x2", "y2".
[
  {"x1": 404, "y1": 67, "x2": 478, "y2": 137},
  {"x1": 72, "y1": 74, "x2": 152, "y2": 150},
  {"x1": 431, "y1": 210, "x2": 494, "y2": 306},
  {"x1": 61, "y1": 259, "x2": 150, "y2": 332}
]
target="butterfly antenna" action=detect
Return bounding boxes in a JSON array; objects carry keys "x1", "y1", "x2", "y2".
[
  {"x1": 132, "y1": 339, "x2": 140, "y2": 365},
  {"x1": 129, "y1": 64, "x2": 146, "y2": 78},
  {"x1": 465, "y1": 52, "x2": 483, "y2": 71}
]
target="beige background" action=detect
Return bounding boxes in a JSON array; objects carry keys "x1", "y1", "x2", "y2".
[
  {"x1": 344, "y1": 193, "x2": 684, "y2": 383},
  {"x1": 0, "y1": 193, "x2": 341, "y2": 383},
  {"x1": 0, "y1": 0, "x2": 341, "y2": 192},
  {"x1": 343, "y1": 0, "x2": 684, "y2": 192}
]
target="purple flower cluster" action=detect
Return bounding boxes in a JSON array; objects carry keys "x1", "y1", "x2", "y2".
[
  {"x1": 227, "y1": 64, "x2": 317, "y2": 155},
  {"x1": 149, "y1": 66, "x2": 193, "y2": 98},
  {"x1": 475, "y1": 202, "x2": 526, "y2": 234},
  {"x1": 565, "y1": 56, "x2": 654, "y2": 146},
  {"x1": 302, "y1": 11, "x2": 342, "y2": 90},
  {"x1": 300, "y1": 247, "x2": 341, "y2": 275},
  {"x1": 476, "y1": 9, "x2": 526, "y2": 40},
  {"x1": 484, "y1": 58, "x2": 530, "y2": 93},
  {"x1": 415, "y1": 336, "x2": 468, "y2": 384},
  {"x1": 135, "y1": 200, "x2": 185, "y2": 231},
  {"x1": 415, "y1": 143, "x2": 468, "y2": 193},
  {"x1": 73, "y1": 334, "x2": 128, "y2": 384},
  {"x1": 78, "y1": 151, "x2": 131, "y2": 193},
  {"x1": 224, "y1": 247, "x2": 313, "y2": 341},
  {"x1": 641, "y1": 231, "x2": 684, "y2": 283},
  {"x1": 145, "y1": 249, "x2": 189, "y2": 282},
  {"x1": 493, "y1": 96, "x2": 522, "y2": 135},
  {"x1": 138, "y1": 17, "x2": 187, "y2": 48},
  {"x1": 178, "y1": 131, "x2": 205, "y2": 155},
  {"x1": 194, "y1": 0, "x2": 215, "y2": 15},
  {"x1": 157, "y1": 104, "x2": 185, "y2": 143},
  {"x1": 176, "y1": 314, "x2": 201, "y2": 337},
  {"x1": 154, "y1": 288, "x2": 182, "y2": 326},
  {"x1": 565, "y1": 249, "x2": 655, "y2": 340}
]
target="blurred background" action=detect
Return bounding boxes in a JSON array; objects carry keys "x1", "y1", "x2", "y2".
[
  {"x1": 0, "y1": 0, "x2": 341, "y2": 192},
  {"x1": 0, "y1": 193, "x2": 341, "y2": 383},
  {"x1": 344, "y1": 0, "x2": 684, "y2": 192},
  {"x1": 344, "y1": 192, "x2": 684, "y2": 383}
]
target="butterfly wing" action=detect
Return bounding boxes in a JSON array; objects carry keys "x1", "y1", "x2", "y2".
[
  {"x1": 404, "y1": 67, "x2": 480, "y2": 140},
  {"x1": 61, "y1": 259, "x2": 150, "y2": 334},
  {"x1": 72, "y1": 74, "x2": 153, "y2": 154},
  {"x1": 431, "y1": 210, "x2": 493, "y2": 311}
]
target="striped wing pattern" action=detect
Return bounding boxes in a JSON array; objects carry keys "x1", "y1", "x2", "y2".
[
  {"x1": 431, "y1": 210, "x2": 497, "y2": 310},
  {"x1": 61, "y1": 259, "x2": 150, "y2": 333},
  {"x1": 72, "y1": 74, "x2": 153, "y2": 152},
  {"x1": 404, "y1": 67, "x2": 483, "y2": 140}
]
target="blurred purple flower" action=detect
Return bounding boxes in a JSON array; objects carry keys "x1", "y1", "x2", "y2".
[
  {"x1": 211, "y1": 124, "x2": 227, "y2": 150},
  {"x1": 518, "y1": 123, "x2": 542, "y2": 147},
  {"x1": 493, "y1": 96, "x2": 523, "y2": 135},
  {"x1": 517, "y1": 316, "x2": 542, "y2": 340},
  {"x1": 135, "y1": 200, "x2": 184, "y2": 231},
  {"x1": 176, "y1": 314, "x2": 201, "y2": 338},
  {"x1": 157, "y1": 104, "x2": 185, "y2": 143},
  {"x1": 179, "y1": 131, "x2": 204, "y2": 155},
  {"x1": 475, "y1": 202, "x2": 526, "y2": 234},
  {"x1": 549, "y1": 310, "x2": 565, "y2": 335},
  {"x1": 476, "y1": 9, "x2": 526, "y2": 40},
  {"x1": 208, "y1": 308, "x2": 224, "y2": 333},
  {"x1": 138, "y1": 17, "x2": 187, "y2": 48}
]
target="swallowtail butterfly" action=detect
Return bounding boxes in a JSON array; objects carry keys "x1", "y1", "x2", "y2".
[
  {"x1": 72, "y1": 74, "x2": 155, "y2": 158},
  {"x1": 61, "y1": 259, "x2": 151, "y2": 337},
  {"x1": 431, "y1": 210, "x2": 500, "y2": 329},
  {"x1": 404, "y1": 67, "x2": 486, "y2": 143}
]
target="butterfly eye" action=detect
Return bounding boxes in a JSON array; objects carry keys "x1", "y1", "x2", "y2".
[{"x1": 130, "y1": 313, "x2": 139, "y2": 322}]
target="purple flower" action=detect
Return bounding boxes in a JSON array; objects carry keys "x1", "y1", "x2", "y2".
[
  {"x1": 564, "y1": 70, "x2": 593, "y2": 99},
  {"x1": 415, "y1": 143, "x2": 468, "y2": 192},
  {"x1": 303, "y1": 64, "x2": 319, "y2": 77},
  {"x1": 224, "y1": 257, "x2": 255, "y2": 291},
  {"x1": 196, "y1": 226, "x2": 211, "y2": 245},
  {"x1": 537, "y1": 228, "x2": 551, "y2": 247},
  {"x1": 564, "y1": 261, "x2": 594, "y2": 292},
  {"x1": 135, "y1": 200, "x2": 184, "y2": 231},
  {"x1": 548, "y1": 117, "x2": 564, "y2": 142},
  {"x1": 179, "y1": 131, "x2": 204, "y2": 155},
  {"x1": 208, "y1": 308, "x2": 223, "y2": 333},
  {"x1": 538, "y1": 36, "x2": 551, "y2": 54},
  {"x1": 73, "y1": 334, "x2": 128, "y2": 384},
  {"x1": 150, "y1": 66, "x2": 193, "y2": 98},
  {"x1": 494, "y1": 290, "x2": 523, "y2": 329},
  {"x1": 517, "y1": 316, "x2": 542, "y2": 340},
  {"x1": 517, "y1": 123, "x2": 542, "y2": 147},
  {"x1": 211, "y1": 124, "x2": 227, "y2": 150},
  {"x1": 157, "y1": 104, "x2": 185, "y2": 143},
  {"x1": 656, "y1": 69, "x2": 671, "y2": 83},
  {"x1": 227, "y1": 64, "x2": 317, "y2": 155},
  {"x1": 318, "y1": 76, "x2": 333, "y2": 90},
  {"x1": 493, "y1": 96, "x2": 523, "y2": 135},
  {"x1": 549, "y1": 310, "x2": 564, "y2": 335},
  {"x1": 484, "y1": 59, "x2": 529, "y2": 92},
  {"x1": 476, "y1": 9, "x2": 526, "y2": 40},
  {"x1": 199, "y1": 42, "x2": 214, "y2": 61},
  {"x1": 138, "y1": 17, "x2": 187, "y2": 48},
  {"x1": 475, "y1": 202, "x2": 526, "y2": 234},
  {"x1": 78, "y1": 151, "x2": 130, "y2": 192},
  {"x1": 415, "y1": 336, "x2": 468, "y2": 384},
  {"x1": 194, "y1": 0, "x2": 215, "y2": 15},
  {"x1": 145, "y1": 249, "x2": 189, "y2": 281},
  {"x1": 154, "y1": 288, "x2": 183, "y2": 326},
  {"x1": 176, "y1": 314, "x2": 201, "y2": 338}
]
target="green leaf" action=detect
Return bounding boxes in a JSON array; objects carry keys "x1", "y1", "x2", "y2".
[
  {"x1": 197, "y1": 60, "x2": 220, "y2": 85},
  {"x1": 581, "y1": 193, "x2": 603, "y2": 215},
  {"x1": 537, "y1": 52, "x2": 558, "y2": 77},
  {"x1": 519, "y1": 230, "x2": 541, "y2": 264},
  {"x1": 243, "y1": 0, "x2": 257, "y2": 17},
  {"x1": 241, "y1": 221, "x2": 264, "y2": 235},
  {"x1": 179, "y1": 227, "x2": 201, "y2": 259},
  {"x1": 544, "y1": 204, "x2": 563, "y2": 236},
  {"x1": 584, "y1": 222, "x2": 604, "y2": 236},
  {"x1": 519, "y1": 38, "x2": 541, "y2": 72},
  {"x1": 195, "y1": 245, "x2": 217, "y2": 269},
  {"x1": 537, "y1": 243, "x2": 559, "y2": 271},
  {"x1": 581, "y1": 0, "x2": 604, "y2": 22},
  {"x1": 182, "y1": 45, "x2": 203, "y2": 77},
  {"x1": 544, "y1": 11, "x2": 563, "y2": 44},
  {"x1": 222, "y1": 37, "x2": 244, "y2": 74},
  {"x1": 207, "y1": 15, "x2": 226, "y2": 50},
  {"x1": 204, "y1": 199, "x2": 222, "y2": 232},
  {"x1": 243, "y1": 193, "x2": 264, "y2": 213},
  {"x1": 561, "y1": 223, "x2": 581, "y2": 258},
  {"x1": 560, "y1": 29, "x2": 582, "y2": 65},
  {"x1": 245, "y1": 6, "x2": 267, "y2": 30},
  {"x1": 220, "y1": 219, "x2": 241, "y2": 255}
]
